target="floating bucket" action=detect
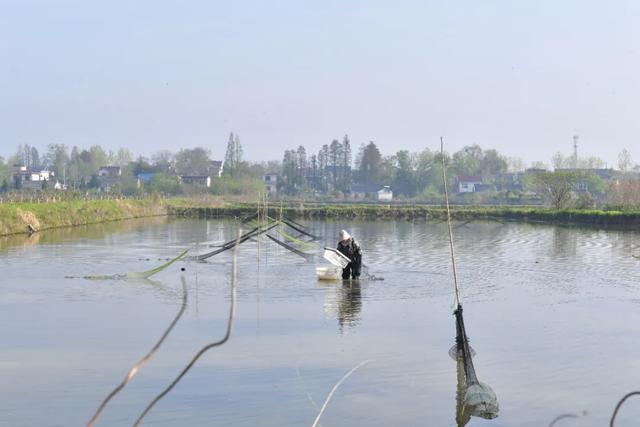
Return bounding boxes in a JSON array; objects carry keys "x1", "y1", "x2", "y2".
[{"x1": 316, "y1": 266, "x2": 342, "y2": 280}]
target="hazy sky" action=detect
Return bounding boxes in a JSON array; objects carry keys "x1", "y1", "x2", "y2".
[{"x1": 1, "y1": 0, "x2": 639, "y2": 166}]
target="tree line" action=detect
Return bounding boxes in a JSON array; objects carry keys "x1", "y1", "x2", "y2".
[
  {"x1": 1, "y1": 135, "x2": 638, "y2": 206},
  {"x1": 278, "y1": 140, "x2": 515, "y2": 198}
]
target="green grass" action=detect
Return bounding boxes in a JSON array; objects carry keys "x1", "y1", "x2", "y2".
[
  {"x1": 170, "y1": 202, "x2": 640, "y2": 227},
  {"x1": 3, "y1": 198, "x2": 639, "y2": 236}
]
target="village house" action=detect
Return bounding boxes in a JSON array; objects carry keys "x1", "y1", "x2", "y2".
[
  {"x1": 179, "y1": 175, "x2": 211, "y2": 187},
  {"x1": 208, "y1": 160, "x2": 224, "y2": 178},
  {"x1": 350, "y1": 184, "x2": 393, "y2": 201},
  {"x1": 456, "y1": 176, "x2": 483, "y2": 193},
  {"x1": 98, "y1": 166, "x2": 122, "y2": 178},
  {"x1": 97, "y1": 166, "x2": 122, "y2": 192},
  {"x1": 12, "y1": 164, "x2": 56, "y2": 190},
  {"x1": 263, "y1": 173, "x2": 278, "y2": 194},
  {"x1": 377, "y1": 185, "x2": 393, "y2": 201}
]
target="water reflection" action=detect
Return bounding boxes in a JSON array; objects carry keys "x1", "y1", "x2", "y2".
[
  {"x1": 0, "y1": 216, "x2": 169, "y2": 253},
  {"x1": 551, "y1": 226, "x2": 578, "y2": 258},
  {"x1": 321, "y1": 280, "x2": 362, "y2": 332}
]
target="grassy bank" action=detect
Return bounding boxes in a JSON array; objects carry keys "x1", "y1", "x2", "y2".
[
  {"x1": 0, "y1": 198, "x2": 172, "y2": 236},
  {"x1": 2, "y1": 198, "x2": 639, "y2": 236},
  {"x1": 171, "y1": 203, "x2": 640, "y2": 227}
]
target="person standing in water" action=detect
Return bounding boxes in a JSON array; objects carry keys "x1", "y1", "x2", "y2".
[{"x1": 337, "y1": 230, "x2": 362, "y2": 280}]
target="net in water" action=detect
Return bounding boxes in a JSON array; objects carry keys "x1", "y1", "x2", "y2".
[{"x1": 453, "y1": 304, "x2": 499, "y2": 423}]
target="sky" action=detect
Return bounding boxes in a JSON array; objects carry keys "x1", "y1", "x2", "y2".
[{"x1": 1, "y1": 0, "x2": 639, "y2": 167}]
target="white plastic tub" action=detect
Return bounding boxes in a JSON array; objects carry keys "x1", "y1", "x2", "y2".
[{"x1": 316, "y1": 266, "x2": 342, "y2": 280}]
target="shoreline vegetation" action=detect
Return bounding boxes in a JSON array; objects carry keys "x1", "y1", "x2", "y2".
[{"x1": 1, "y1": 197, "x2": 640, "y2": 236}]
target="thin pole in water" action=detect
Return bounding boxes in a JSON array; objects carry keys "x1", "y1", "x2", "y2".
[{"x1": 441, "y1": 137, "x2": 461, "y2": 307}]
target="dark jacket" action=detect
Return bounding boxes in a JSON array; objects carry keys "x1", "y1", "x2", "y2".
[{"x1": 337, "y1": 238, "x2": 362, "y2": 265}]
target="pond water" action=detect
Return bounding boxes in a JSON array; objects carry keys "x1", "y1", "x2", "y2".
[{"x1": 1, "y1": 217, "x2": 640, "y2": 427}]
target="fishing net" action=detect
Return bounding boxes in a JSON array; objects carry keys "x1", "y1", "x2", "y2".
[
  {"x1": 452, "y1": 304, "x2": 498, "y2": 421},
  {"x1": 276, "y1": 229, "x2": 314, "y2": 250},
  {"x1": 280, "y1": 217, "x2": 320, "y2": 240},
  {"x1": 265, "y1": 234, "x2": 313, "y2": 261},
  {"x1": 194, "y1": 223, "x2": 278, "y2": 261}
]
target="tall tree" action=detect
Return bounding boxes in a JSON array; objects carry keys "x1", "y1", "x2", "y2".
[
  {"x1": 44, "y1": 144, "x2": 70, "y2": 182},
  {"x1": 618, "y1": 148, "x2": 633, "y2": 172},
  {"x1": 452, "y1": 144, "x2": 483, "y2": 176},
  {"x1": 152, "y1": 150, "x2": 174, "y2": 173},
  {"x1": 392, "y1": 150, "x2": 417, "y2": 196},
  {"x1": 551, "y1": 152, "x2": 567, "y2": 170},
  {"x1": 534, "y1": 171, "x2": 581, "y2": 209},
  {"x1": 318, "y1": 144, "x2": 329, "y2": 192},
  {"x1": 281, "y1": 149, "x2": 299, "y2": 194},
  {"x1": 115, "y1": 148, "x2": 133, "y2": 166},
  {"x1": 68, "y1": 146, "x2": 82, "y2": 188},
  {"x1": 309, "y1": 154, "x2": 319, "y2": 191},
  {"x1": 414, "y1": 148, "x2": 436, "y2": 191},
  {"x1": 224, "y1": 132, "x2": 244, "y2": 177},
  {"x1": 341, "y1": 135, "x2": 352, "y2": 192},
  {"x1": 296, "y1": 145, "x2": 307, "y2": 187},
  {"x1": 357, "y1": 142, "x2": 383, "y2": 185},
  {"x1": 22, "y1": 144, "x2": 31, "y2": 168},
  {"x1": 0, "y1": 156, "x2": 10, "y2": 188},
  {"x1": 479, "y1": 149, "x2": 508, "y2": 180},
  {"x1": 175, "y1": 147, "x2": 212, "y2": 175},
  {"x1": 30, "y1": 147, "x2": 40, "y2": 169},
  {"x1": 328, "y1": 139, "x2": 343, "y2": 190}
]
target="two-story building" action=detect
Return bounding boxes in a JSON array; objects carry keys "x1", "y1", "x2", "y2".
[
  {"x1": 12, "y1": 165, "x2": 56, "y2": 190},
  {"x1": 263, "y1": 173, "x2": 278, "y2": 194}
]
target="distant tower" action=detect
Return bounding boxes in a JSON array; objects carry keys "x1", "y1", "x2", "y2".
[{"x1": 572, "y1": 135, "x2": 579, "y2": 168}]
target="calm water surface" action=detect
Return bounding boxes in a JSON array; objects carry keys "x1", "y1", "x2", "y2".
[{"x1": 1, "y1": 218, "x2": 640, "y2": 426}]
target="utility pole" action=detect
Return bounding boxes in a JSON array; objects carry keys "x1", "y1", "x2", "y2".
[{"x1": 572, "y1": 135, "x2": 579, "y2": 168}]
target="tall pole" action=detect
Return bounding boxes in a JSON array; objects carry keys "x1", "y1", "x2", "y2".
[{"x1": 441, "y1": 137, "x2": 461, "y2": 307}]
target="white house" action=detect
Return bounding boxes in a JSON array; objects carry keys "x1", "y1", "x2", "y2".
[
  {"x1": 456, "y1": 176, "x2": 483, "y2": 193},
  {"x1": 376, "y1": 185, "x2": 393, "y2": 201},
  {"x1": 350, "y1": 184, "x2": 393, "y2": 201},
  {"x1": 12, "y1": 165, "x2": 56, "y2": 190},
  {"x1": 263, "y1": 173, "x2": 278, "y2": 194},
  {"x1": 28, "y1": 169, "x2": 53, "y2": 181}
]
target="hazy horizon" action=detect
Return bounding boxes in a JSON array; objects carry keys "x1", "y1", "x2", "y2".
[{"x1": 2, "y1": 0, "x2": 639, "y2": 167}]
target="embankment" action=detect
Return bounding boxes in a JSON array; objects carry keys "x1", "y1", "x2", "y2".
[
  {"x1": 2, "y1": 199, "x2": 639, "y2": 236},
  {"x1": 0, "y1": 198, "x2": 171, "y2": 236},
  {"x1": 171, "y1": 203, "x2": 640, "y2": 227}
]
